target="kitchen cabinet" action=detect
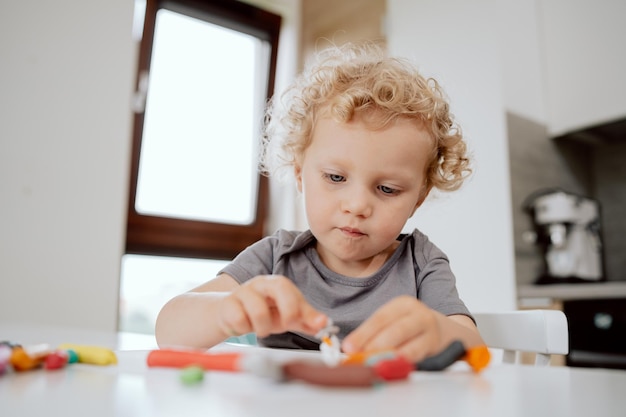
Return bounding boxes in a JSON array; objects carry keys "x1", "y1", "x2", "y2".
[
  {"x1": 518, "y1": 282, "x2": 626, "y2": 302},
  {"x1": 518, "y1": 282, "x2": 626, "y2": 369},
  {"x1": 540, "y1": 0, "x2": 626, "y2": 136},
  {"x1": 501, "y1": 0, "x2": 626, "y2": 138},
  {"x1": 563, "y1": 298, "x2": 626, "y2": 369}
]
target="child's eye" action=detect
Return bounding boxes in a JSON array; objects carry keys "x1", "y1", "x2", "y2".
[
  {"x1": 378, "y1": 185, "x2": 399, "y2": 195},
  {"x1": 324, "y1": 173, "x2": 345, "y2": 183}
]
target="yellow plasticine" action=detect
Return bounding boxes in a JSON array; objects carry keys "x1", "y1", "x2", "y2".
[{"x1": 58, "y1": 344, "x2": 118, "y2": 366}]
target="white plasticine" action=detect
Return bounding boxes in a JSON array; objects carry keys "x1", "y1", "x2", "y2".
[
  {"x1": 315, "y1": 318, "x2": 342, "y2": 367},
  {"x1": 320, "y1": 334, "x2": 341, "y2": 366},
  {"x1": 238, "y1": 354, "x2": 284, "y2": 381}
]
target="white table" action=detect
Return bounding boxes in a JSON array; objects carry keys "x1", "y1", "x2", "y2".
[{"x1": 2, "y1": 323, "x2": 626, "y2": 417}]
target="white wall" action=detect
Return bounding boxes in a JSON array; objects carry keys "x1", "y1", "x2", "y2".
[
  {"x1": 388, "y1": 0, "x2": 517, "y2": 312},
  {"x1": 0, "y1": 1, "x2": 136, "y2": 331},
  {"x1": 496, "y1": 0, "x2": 546, "y2": 126}
]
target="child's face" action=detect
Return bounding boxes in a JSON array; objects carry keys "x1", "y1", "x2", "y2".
[{"x1": 295, "y1": 114, "x2": 433, "y2": 273}]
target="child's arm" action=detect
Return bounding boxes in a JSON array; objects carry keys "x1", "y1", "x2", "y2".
[
  {"x1": 340, "y1": 296, "x2": 484, "y2": 363},
  {"x1": 155, "y1": 274, "x2": 328, "y2": 349}
]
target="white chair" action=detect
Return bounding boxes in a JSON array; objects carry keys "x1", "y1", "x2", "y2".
[{"x1": 473, "y1": 309, "x2": 569, "y2": 366}]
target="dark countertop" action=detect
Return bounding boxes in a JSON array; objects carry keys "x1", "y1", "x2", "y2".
[{"x1": 518, "y1": 281, "x2": 626, "y2": 302}]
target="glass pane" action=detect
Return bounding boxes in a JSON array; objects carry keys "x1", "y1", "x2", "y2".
[
  {"x1": 135, "y1": 9, "x2": 269, "y2": 225},
  {"x1": 119, "y1": 254, "x2": 230, "y2": 335}
]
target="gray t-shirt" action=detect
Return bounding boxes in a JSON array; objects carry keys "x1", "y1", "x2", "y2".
[{"x1": 219, "y1": 229, "x2": 471, "y2": 350}]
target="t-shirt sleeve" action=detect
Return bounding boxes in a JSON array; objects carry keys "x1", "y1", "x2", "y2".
[
  {"x1": 218, "y1": 235, "x2": 277, "y2": 284},
  {"x1": 413, "y1": 233, "x2": 473, "y2": 320}
]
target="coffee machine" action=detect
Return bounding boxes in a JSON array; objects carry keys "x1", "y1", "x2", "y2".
[{"x1": 523, "y1": 188, "x2": 604, "y2": 284}]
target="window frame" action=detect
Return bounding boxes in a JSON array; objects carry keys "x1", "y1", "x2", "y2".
[{"x1": 126, "y1": 0, "x2": 281, "y2": 260}]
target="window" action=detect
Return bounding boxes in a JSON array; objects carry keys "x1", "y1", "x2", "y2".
[
  {"x1": 120, "y1": 0, "x2": 281, "y2": 334},
  {"x1": 119, "y1": 255, "x2": 230, "y2": 334},
  {"x1": 126, "y1": 0, "x2": 281, "y2": 260}
]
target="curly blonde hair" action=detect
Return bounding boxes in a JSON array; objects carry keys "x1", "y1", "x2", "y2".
[{"x1": 260, "y1": 42, "x2": 471, "y2": 192}]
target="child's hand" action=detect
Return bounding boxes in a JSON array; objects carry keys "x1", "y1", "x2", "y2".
[
  {"x1": 216, "y1": 275, "x2": 328, "y2": 339},
  {"x1": 340, "y1": 296, "x2": 445, "y2": 363}
]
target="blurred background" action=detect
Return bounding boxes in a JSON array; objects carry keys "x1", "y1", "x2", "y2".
[{"x1": 1, "y1": 0, "x2": 624, "y2": 368}]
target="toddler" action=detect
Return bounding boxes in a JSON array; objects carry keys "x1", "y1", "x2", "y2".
[{"x1": 155, "y1": 42, "x2": 484, "y2": 362}]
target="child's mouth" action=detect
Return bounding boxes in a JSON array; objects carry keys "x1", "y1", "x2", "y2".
[{"x1": 340, "y1": 227, "x2": 365, "y2": 238}]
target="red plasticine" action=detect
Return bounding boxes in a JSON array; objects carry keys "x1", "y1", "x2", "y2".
[
  {"x1": 45, "y1": 351, "x2": 69, "y2": 370},
  {"x1": 373, "y1": 357, "x2": 413, "y2": 381}
]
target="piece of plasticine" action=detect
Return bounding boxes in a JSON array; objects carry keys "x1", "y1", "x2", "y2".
[
  {"x1": 282, "y1": 361, "x2": 379, "y2": 387},
  {"x1": 65, "y1": 349, "x2": 79, "y2": 364},
  {"x1": 180, "y1": 366, "x2": 205, "y2": 385},
  {"x1": 147, "y1": 349, "x2": 241, "y2": 371},
  {"x1": 373, "y1": 357, "x2": 413, "y2": 381},
  {"x1": 57, "y1": 344, "x2": 117, "y2": 366},
  {"x1": 9, "y1": 344, "x2": 52, "y2": 371},
  {"x1": 10, "y1": 347, "x2": 44, "y2": 371},
  {"x1": 44, "y1": 350, "x2": 69, "y2": 370},
  {"x1": 415, "y1": 340, "x2": 467, "y2": 371},
  {"x1": 464, "y1": 345, "x2": 491, "y2": 372}
]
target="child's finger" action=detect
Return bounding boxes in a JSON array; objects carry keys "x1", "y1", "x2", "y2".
[
  {"x1": 296, "y1": 304, "x2": 328, "y2": 335},
  {"x1": 395, "y1": 334, "x2": 433, "y2": 363},
  {"x1": 341, "y1": 318, "x2": 390, "y2": 354},
  {"x1": 247, "y1": 275, "x2": 322, "y2": 332},
  {"x1": 270, "y1": 287, "x2": 326, "y2": 332},
  {"x1": 364, "y1": 314, "x2": 432, "y2": 358},
  {"x1": 234, "y1": 286, "x2": 280, "y2": 337},
  {"x1": 342, "y1": 296, "x2": 418, "y2": 353},
  {"x1": 261, "y1": 277, "x2": 308, "y2": 325}
]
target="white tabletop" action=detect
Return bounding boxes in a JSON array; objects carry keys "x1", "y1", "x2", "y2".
[{"x1": 2, "y1": 323, "x2": 626, "y2": 417}]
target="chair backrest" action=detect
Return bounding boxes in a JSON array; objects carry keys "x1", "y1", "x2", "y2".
[{"x1": 473, "y1": 309, "x2": 569, "y2": 366}]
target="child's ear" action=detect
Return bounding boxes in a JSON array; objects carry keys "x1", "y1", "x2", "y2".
[{"x1": 294, "y1": 165, "x2": 303, "y2": 193}]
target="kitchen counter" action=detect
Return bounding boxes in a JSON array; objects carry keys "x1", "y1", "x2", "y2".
[
  {"x1": 518, "y1": 281, "x2": 626, "y2": 302},
  {"x1": 518, "y1": 282, "x2": 626, "y2": 370}
]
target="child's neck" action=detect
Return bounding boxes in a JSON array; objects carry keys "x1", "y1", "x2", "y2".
[{"x1": 316, "y1": 241, "x2": 400, "y2": 278}]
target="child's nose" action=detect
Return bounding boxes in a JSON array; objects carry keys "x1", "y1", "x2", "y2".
[{"x1": 340, "y1": 187, "x2": 373, "y2": 217}]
